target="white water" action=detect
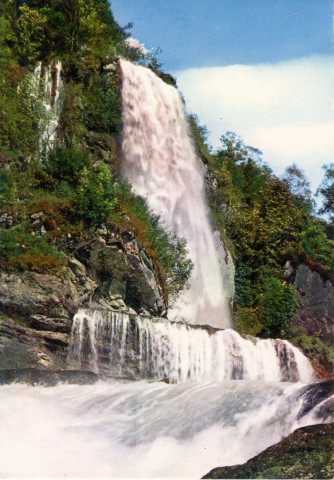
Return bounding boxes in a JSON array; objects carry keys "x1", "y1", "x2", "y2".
[
  {"x1": 0, "y1": 380, "x2": 332, "y2": 478},
  {"x1": 68, "y1": 309, "x2": 314, "y2": 384},
  {"x1": 1, "y1": 60, "x2": 329, "y2": 479},
  {"x1": 120, "y1": 60, "x2": 232, "y2": 329},
  {"x1": 33, "y1": 61, "x2": 63, "y2": 148}
]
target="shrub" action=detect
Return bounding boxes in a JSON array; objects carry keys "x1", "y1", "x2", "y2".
[
  {"x1": 234, "y1": 263, "x2": 253, "y2": 307},
  {"x1": 0, "y1": 227, "x2": 66, "y2": 273},
  {"x1": 290, "y1": 326, "x2": 334, "y2": 371},
  {"x1": 235, "y1": 307, "x2": 263, "y2": 336},
  {"x1": 257, "y1": 277, "x2": 299, "y2": 338},
  {"x1": 300, "y1": 221, "x2": 334, "y2": 270}
]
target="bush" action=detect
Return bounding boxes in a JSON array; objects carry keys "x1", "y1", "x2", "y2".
[
  {"x1": 290, "y1": 326, "x2": 334, "y2": 370},
  {"x1": 257, "y1": 277, "x2": 299, "y2": 338},
  {"x1": 234, "y1": 263, "x2": 253, "y2": 307},
  {"x1": 300, "y1": 221, "x2": 334, "y2": 270},
  {"x1": 43, "y1": 145, "x2": 91, "y2": 187},
  {"x1": 82, "y1": 73, "x2": 121, "y2": 133},
  {"x1": 71, "y1": 163, "x2": 115, "y2": 224},
  {"x1": 235, "y1": 307, "x2": 263, "y2": 336},
  {"x1": 0, "y1": 227, "x2": 66, "y2": 273}
]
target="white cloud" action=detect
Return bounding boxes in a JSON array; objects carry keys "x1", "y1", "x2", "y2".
[{"x1": 174, "y1": 55, "x2": 334, "y2": 192}]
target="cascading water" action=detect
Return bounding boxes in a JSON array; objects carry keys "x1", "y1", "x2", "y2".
[
  {"x1": 1, "y1": 60, "x2": 332, "y2": 479},
  {"x1": 68, "y1": 309, "x2": 314, "y2": 384},
  {"x1": 120, "y1": 59, "x2": 232, "y2": 329},
  {"x1": 33, "y1": 60, "x2": 63, "y2": 148}
]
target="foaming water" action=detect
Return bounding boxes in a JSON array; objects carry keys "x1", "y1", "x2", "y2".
[
  {"x1": 0, "y1": 380, "x2": 332, "y2": 478},
  {"x1": 120, "y1": 60, "x2": 232, "y2": 328},
  {"x1": 68, "y1": 309, "x2": 314, "y2": 383}
]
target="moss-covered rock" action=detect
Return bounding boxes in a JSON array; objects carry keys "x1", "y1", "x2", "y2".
[{"x1": 203, "y1": 423, "x2": 334, "y2": 479}]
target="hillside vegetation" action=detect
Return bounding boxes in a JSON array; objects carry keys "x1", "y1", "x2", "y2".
[
  {"x1": 0, "y1": 1, "x2": 333, "y2": 373},
  {"x1": 190, "y1": 116, "x2": 334, "y2": 373},
  {"x1": 0, "y1": 0, "x2": 192, "y2": 306}
]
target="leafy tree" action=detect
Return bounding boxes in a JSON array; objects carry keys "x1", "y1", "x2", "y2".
[
  {"x1": 300, "y1": 219, "x2": 334, "y2": 270},
  {"x1": 257, "y1": 277, "x2": 299, "y2": 337},
  {"x1": 319, "y1": 164, "x2": 334, "y2": 218}
]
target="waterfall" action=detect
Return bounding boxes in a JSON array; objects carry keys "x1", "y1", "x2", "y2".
[
  {"x1": 68, "y1": 309, "x2": 314, "y2": 383},
  {"x1": 2, "y1": 59, "x2": 329, "y2": 480},
  {"x1": 120, "y1": 60, "x2": 232, "y2": 329},
  {"x1": 33, "y1": 61, "x2": 63, "y2": 148}
]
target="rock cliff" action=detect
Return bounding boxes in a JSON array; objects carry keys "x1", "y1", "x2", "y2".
[
  {"x1": 0, "y1": 229, "x2": 165, "y2": 371},
  {"x1": 294, "y1": 264, "x2": 334, "y2": 347}
]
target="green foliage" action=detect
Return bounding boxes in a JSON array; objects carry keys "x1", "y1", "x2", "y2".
[
  {"x1": 110, "y1": 181, "x2": 193, "y2": 300},
  {"x1": 234, "y1": 263, "x2": 253, "y2": 307},
  {"x1": 207, "y1": 131, "x2": 333, "y2": 342},
  {"x1": 258, "y1": 277, "x2": 299, "y2": 337},
  {"x1": 0, "y1": 68, "x2": 46, "y2": 156},
  {"x1": 300, "y1": 220, "x2": 334, "y2": 270},
  {"x1": 16, "y1": 5, "x2": 47, "y2": 65},
  {"x1": 71, "y1": 162, "x2": 115, "y2": 224},
  {"x1": 82, "y1": 73, "x2": 121, "y2": 133},
  {"x1": 43, "y1": 144, "x2": 91, "y2": 185},
  {"x1": 188, "y1": 114, "x2": 211, "y2": 164},
  {"x1": 40, "y1": 146, "x2": 114, "y2": 225},
  {"x1": 235, "y1": 307, "x2": 263, "y2": 337},
  {"x1": 0, "y1": 226, "x2": 66, "y2": 273},
  {"x1": 319, "y1": 163, "x2": 334, "y2": 219},
  {"x1": 290, "y1": 326, "x2": 334, "y2": 369},
  {"x1": 0, "y1": 171, "x2": 11, "y2": 207}
]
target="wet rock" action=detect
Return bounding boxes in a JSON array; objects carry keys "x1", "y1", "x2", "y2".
[
  {"x1": 0, "y1": 225, "x2": 166, "y2": 370},
  {"x1": 203, "y1": 423, "x2": 334, "y2": 479},
  {"x1": 296, "y1": 380, "x2": 334, "y2": 420},
  {"x1": 0, "y1": 367, "x2": 99, "y2": 386},
  {"x1": 0, "y1": 313, "x2": 70, "y2": 370}
]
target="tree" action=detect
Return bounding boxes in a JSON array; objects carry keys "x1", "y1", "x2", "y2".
[
  {"x1": 319, "y1": 164, "x2": 334, "y2": 218},
  {"x1": 283, "y1": 164, "x2": 312, "y2": 211}
]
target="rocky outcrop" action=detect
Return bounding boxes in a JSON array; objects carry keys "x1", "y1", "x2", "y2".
[
  {"x1": 294, "y1": 264, "x2": 334, "y2": 346},
  {"x1": 75, "y1": 229, "x2": 166, "y2": 316},
  {"x1": 203, "y1": 423, "x2": 334, "y2": 479},
  {"x1": 0, "y1": 367, "x2": 99, "y2": 386},
  {"x1": 0, "y1": 229, "x2": 166, "y2": 371}
]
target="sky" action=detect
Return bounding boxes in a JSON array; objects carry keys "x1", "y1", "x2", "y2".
[{"x1": 110, "y1": 0, "x2": 334, "y2": 195}]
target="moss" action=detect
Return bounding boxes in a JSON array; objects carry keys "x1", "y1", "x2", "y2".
[
  {"x1": 289, "y1": 326, "x2": 334, "y2": 377},
  {"x1": 203, "y1": 423, "x2": 334, "y2": 479}
]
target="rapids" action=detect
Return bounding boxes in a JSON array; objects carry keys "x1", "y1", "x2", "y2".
[{"x1": 0, "y1": 380, "x2": 332, "y2": 478}]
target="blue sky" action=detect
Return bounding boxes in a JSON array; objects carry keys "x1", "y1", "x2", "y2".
[
  {"x1": 110, "y1": 1, "x2": 334, "y2": 194},
  {"x1": 111, "y1": 0, "x2": 332, "y2": 70}
]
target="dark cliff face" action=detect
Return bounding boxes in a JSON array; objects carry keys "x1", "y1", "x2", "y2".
[
  {"x1": 294, "y1": 264, "x2": 334, "y2": 347},
  {"x1": 0, "y1": 230, "x2": 166, "y2": 371}
]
